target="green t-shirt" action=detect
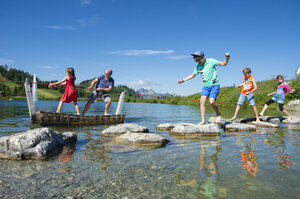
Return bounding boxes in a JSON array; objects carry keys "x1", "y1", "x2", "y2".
[{"x1": 193, "y1": 58, "x2": 221, "y2": 88}]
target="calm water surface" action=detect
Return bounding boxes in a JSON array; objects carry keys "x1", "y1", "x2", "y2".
[{"x1": 0, "y1": 100, "x2": 299, "y2": 198}]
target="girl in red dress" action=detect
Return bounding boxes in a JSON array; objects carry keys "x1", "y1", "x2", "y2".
[{"x1": 48, "y1": 67, "x2": 80, "y2": 115}]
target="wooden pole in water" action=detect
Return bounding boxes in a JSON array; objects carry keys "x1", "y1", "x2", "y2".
[
  {"x1": 115, "y1": 91, "x2": 126, "y2": 115},
  {"x1": 24, "y1": 78, "x2": 35, "y2": 119}
]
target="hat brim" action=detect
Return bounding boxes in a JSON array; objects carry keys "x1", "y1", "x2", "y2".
[{"x1": 191, "y1": 54, "x2": 204, "y2": 57}]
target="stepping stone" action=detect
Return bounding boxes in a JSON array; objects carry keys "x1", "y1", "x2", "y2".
[
  {"x1": 156, "y1": 123, "x2": 195, "y2": 131},
  {"x1": 0, "y1": 128, "x2": 77, "y2": 160},
  {"x1": 208, "y1": 117, "x2": 232, "y2": 125},
  {"x1": 113, "y1": 132, "x2": 170, "y2": 147},
  {"x1": 250, "y1": 121, "x2": 279, "y2": 128},
  {"x1": 224, "y1": 123, "x2": 256, "y2": 132},
  {"x1": 156, "y1": 123, "x2": 175, "y2": 131},
  {"x1": 100, "y1": 123, "x2": 149, "y2": 137},
  {"x1": 170, "y1": 124, "x2": 220, "y2": 137},
  {"x1": 282, "y1": 118, "x2": 300, "y2": 124}
]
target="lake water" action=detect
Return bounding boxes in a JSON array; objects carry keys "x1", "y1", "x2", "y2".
[{"x1": 0, "y1": 100, "x2": 300, "y2": 198}]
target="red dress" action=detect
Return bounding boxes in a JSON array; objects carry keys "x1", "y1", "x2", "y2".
[{"x1": 60, "y1": 76, "x2": 78, "y2": 103}]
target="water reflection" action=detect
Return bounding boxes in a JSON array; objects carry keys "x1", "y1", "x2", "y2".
[{"x1": 175, "y1": 139, "x2": 222, "y2": 199}]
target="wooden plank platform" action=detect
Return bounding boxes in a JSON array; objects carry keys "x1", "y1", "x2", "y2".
[{"x1": 32, "y1": 111, "x2": 126, "y2": 126}]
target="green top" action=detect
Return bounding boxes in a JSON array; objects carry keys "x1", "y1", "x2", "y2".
[{"x1": 193, "y1": 58, "x2": 220, "y2": 88}]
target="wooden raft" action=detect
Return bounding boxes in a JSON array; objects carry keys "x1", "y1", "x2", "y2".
[
  {"x1": 32, "y1": 111, "x2": 126, "y2": 126},
  {"x1": 25, "y1": 78, "x2": 126, "y2": 126}
]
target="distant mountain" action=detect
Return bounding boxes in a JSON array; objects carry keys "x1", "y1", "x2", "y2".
[{"x1": 136, "y1": 88, "x2": 172, "y2": 99}]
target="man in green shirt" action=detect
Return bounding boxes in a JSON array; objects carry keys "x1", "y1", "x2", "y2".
[{"x1": 178, "y1": 50, "x2": 230, "y2": 125}]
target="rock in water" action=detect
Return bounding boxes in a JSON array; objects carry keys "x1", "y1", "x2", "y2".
[
  {"x1": 0, "y1": 128, "x2": 77, "y2": 160},
  {"x1": 170, "y1": 124, "x2": 220, "y2": 137},
  {"x1": 156, "y1": 122, "x2": 194, "y2": 131},
  {"x1": 113, "y1": 132, "x2": 170, "y2": 147},
  {"x1": 208, "y1": 117, "x2": 232, "y2": 125},
  {"x1": 100, "y1": 123, "x2": 149, "y2": 137},
  {"x1": 282, "y1": 117, "x2": 300, "y2": 124},
  {"x1": 224, "y1": 123, "x2": 256, "y2": 132},
  {"x1": 250, "y1": 121, "x2": 279, "y2": 128}
]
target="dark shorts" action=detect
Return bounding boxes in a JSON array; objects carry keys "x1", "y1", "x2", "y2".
[{"x1": 88, "y1": 90, "x2": 111, "y2": 104}]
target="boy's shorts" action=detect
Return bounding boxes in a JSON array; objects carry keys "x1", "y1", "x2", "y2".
[
  {"x1": 237, "y1": 94, "x2": 255, "y2": 106},
  {"x1": 88, "y1": 90, "x2": 111, "y2": 104},
  {"x1": 201, "y1": 85, "x2": 220, "y2": 100}
]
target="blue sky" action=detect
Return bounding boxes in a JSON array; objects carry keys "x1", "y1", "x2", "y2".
[{"x1": 0, "y1": 0, "x2": 299, "y2": 96}]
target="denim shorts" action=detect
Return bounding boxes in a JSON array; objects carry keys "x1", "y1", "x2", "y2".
[
  {"x1": 88, "y1": 90, "x2": 111, "y2": 104},
  {"x1": 237, "y1": 94, "x2": 255, "y2": 106},
  {"x1": 201, "y1": 85, "x2": 220, "y2": 100}
]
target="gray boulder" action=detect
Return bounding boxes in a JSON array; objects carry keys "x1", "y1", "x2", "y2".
[
  {"x1": 286, "y1": 99, "x2": 300, "y2": 111},
  {"x1": 250, "y1": 121, "x2": 279, "y2": 128},
  {"x1": 0, "y1": 128, "x2": 77, "y2": 160},
  {"x1": 282, "y1": 117, "x2": 300, "y2": 124},
  {"x1": 113, "y1": 132, "x2": 170, "y2": 147},
  {"x1": 170, "y1": 124, "x2": 220, "y2": 137},
  {"x1": 156, "y1": 122, "x2": 195, "y2": 131},
  {"x1": 100, "y1": 123, "x2": 149, "y2": 137},
  {"x1": 208, "y1": 117, "x2": 232, "y2": 125},
  {"x1": 224, "y1": 123, "x2": 256, "y2": 132}
]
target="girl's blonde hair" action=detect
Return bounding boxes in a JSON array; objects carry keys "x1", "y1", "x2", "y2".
[{"x1": 66, "y1": 67, "x2": 76, "y2": 80}]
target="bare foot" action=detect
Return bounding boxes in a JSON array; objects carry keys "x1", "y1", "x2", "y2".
[
  {"x1": 197, "y1": 121, "x2": 205, "y2": 126},
  {"x1": 104, "y1": 113, "x2": 110, "y2": 116},
  {"x1": 287, "y1": 117, "x2": 292, "y2": 120},
  {"x1": 216, "y1": 115, "x2": 221, "y2": 123},
  {"x1": 230, "y1": 116, "x2": 236, "y2": 121},
  {"x1": 255, "y1": 119, "x2": 260, "y2": 122},
  {"x1": 259, "y1": 113, "x2": 263, "y2": 117}
]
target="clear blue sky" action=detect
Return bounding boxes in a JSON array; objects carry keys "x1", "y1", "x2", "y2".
[{"x1": 1, "y1": 0, "x2": 299, "y2": 96}]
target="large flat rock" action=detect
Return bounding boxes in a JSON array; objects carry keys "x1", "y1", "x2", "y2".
[
  {"x1": 250, "y1": 121, "x2": 279, "y2": 128},
  {"x1": 156, "y1": 123, "x2": 194, "y2": 131},
  {"x1": 224, "y1": 123, "x2": 256, "y2": 132},
  {"x1": 100, "y1": 123, "x2": 149, "y2": 137},
  {"x1": 113, "y1": 132, "x2": 170, "y2": 147},
  {"x1": 0, "y1": 128, "x2": 77, "y2": 160},
  {"x1": 208, "y1": 117, "x2": 232, "y2": 125},
  {"x1": 170, "y1": 124, "x2": 220, "y2": 137},
  {"x1": 282, "y1": 117, "x2": 300, "y2": 124}
]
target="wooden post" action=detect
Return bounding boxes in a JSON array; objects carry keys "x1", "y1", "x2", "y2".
[
  {"x1": 115, "y1": 91, "x2": 126, "y2": 115},
  {"x1": 24, "y1": 78, "x2": 35, "y2": 119}
]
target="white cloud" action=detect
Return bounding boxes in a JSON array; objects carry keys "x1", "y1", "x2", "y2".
[
  {"x1": 166, "y1": 55, "x2": 190, "y2": 60},
  {"x1": 46, "y1": 16, "x2": 98, "y2": 30},
  {"x1": 40, "y1": 65, "x2": 59, "y2": 69},
  {"x1": 127, "y1": 80, "x2": 160, "y2": 90},
  {"x1": 0, "y1": 58, "x2": 15, "y2": 65},
  {"x1": 109, "y1": 50, "x2": 174, "y2": 56},
  {"x1": 80, "y1": 0, "x2": 93, "y2": 5}
]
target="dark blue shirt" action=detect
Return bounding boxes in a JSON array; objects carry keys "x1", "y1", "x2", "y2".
[{"x1": 95, "y1": 75, "x2": 114, "y2": 94}]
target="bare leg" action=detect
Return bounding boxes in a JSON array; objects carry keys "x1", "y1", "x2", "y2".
[
  {"x1": 56, "y1": 101, "x2": 64, "y2": 113},
  {"x1": 104, "y1": 101, "x2": 111, "y2": 115},
  {"x1": 198, "y1": 96, "x2": 207, "y2": 125},
  {"x1": 209, "y1": 97, "x2": 221, "y2": 123},
  {"x1": 73, "y1": 101, "x2": 80, "y2": 115},
  {"x1": 230, "y1": 104, "x2": 240, "y2": 120},
  {"x1": 260, "y1": 104, "x2": 268, "y2": 116},
  {"x1": 252, "y1": 105, "x2": 260, "y2": 121},
  {"x1": 282, "y1": 109, "x2": 292, "y2": 120},
  {"x1": 82, "y1": 101, "x2": 92, "y2": 116}
]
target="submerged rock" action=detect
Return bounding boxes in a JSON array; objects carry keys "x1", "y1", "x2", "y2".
[
  {"x1": 100, "y1": 123, "x2": 149, "y2": 137},
  {"x1": 170, "y1": 124, "x2": 220, "y2": 137},
  {"x1": 113, "y1": 132, "x2": 170, "y2": 147},
  {"x1": 249, "y1": 121, "x2": 279, "y2": 128},
  {"x1": 0, "y1": 128, "x2": 77, "y2": 160},
  {"x1": 224, "y1": 123, "x2": 256, "y2": 132}
]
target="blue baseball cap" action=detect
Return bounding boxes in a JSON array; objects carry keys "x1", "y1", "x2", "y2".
[{"x1": 191, "y1": 50, "x2": 205, "y2": 57}]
